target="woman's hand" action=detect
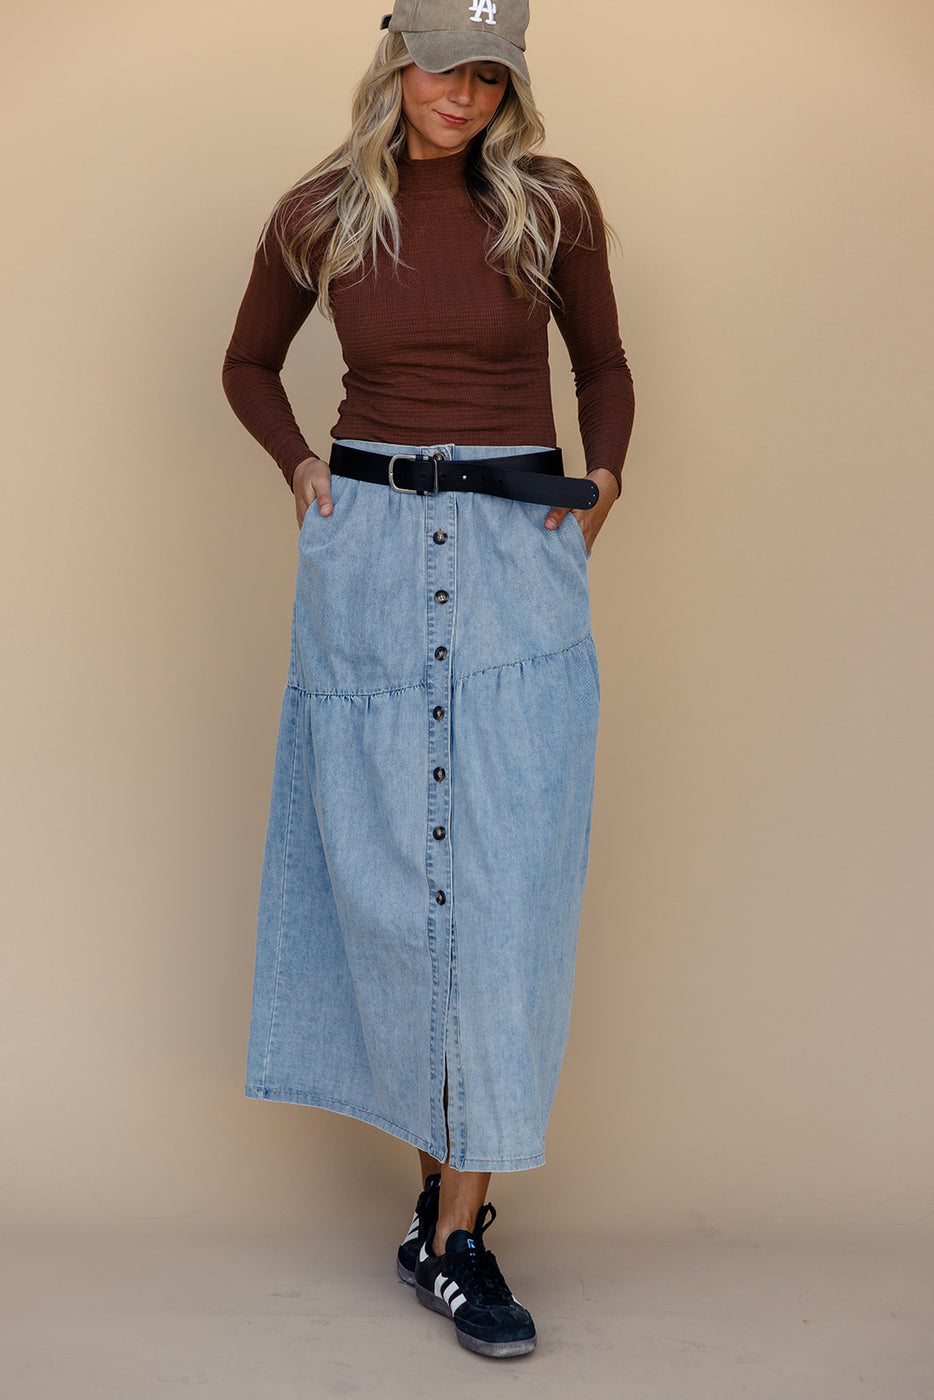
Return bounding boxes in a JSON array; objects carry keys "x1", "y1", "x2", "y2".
[
  {"x1": 544, "y1": 467, "x2": 619, "y2": 555},
  {"x1": 292, "y1": 455, "x2": 333, "y2": 528}
]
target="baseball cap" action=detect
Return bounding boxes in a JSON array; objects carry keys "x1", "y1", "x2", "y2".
[{"x1": 381, "y1": 0, "x2": 531, "y2": 86}]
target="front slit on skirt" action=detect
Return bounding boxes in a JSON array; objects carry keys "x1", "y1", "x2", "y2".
[{"x1": 245, "y1": 441, "x2": 600, "y2": 1171}]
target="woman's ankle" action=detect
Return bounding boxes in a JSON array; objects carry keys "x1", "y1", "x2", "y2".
[{"x1": 417, "y1": 1149, "x2": 444, "y2": 1185}]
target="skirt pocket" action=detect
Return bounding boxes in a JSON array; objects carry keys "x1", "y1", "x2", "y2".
[{"x1": 289, "y1": 479, "x2": 428, "y2": 698}]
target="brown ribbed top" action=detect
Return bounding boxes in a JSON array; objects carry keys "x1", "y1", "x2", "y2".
[{"x1": 222, "y1": 147, "x2": 634, "y2": 488}]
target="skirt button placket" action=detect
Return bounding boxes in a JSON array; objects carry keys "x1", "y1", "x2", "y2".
[{"x1": 424, "y1": 450, "x2": 456, "y2": 1155}]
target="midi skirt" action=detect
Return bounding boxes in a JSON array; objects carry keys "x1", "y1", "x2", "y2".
[{"x1": 245, "y1": 440, "x2": 600, "y2": 1171}]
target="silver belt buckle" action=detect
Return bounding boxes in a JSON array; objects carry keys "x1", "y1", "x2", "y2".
[
  {"x1": 387, "y1": 453, "x2": 417, "y2": 494},
  {"x1": 388, "y1": 453, "x2": 440, "y2": 495}
]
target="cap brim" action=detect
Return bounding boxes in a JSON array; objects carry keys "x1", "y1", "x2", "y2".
[{"x1": 401, "y1": 30, "x2": 530, "y2": 86}]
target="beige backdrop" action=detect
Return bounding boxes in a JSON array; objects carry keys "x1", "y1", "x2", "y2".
[{"x1": 2, "y1": 0, "x2": 932, "y2": 1248}]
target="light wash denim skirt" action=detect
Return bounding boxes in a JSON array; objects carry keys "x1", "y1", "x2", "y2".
[{"x1": 245, "y1": 441, "x2": 600, "y2": 1171}]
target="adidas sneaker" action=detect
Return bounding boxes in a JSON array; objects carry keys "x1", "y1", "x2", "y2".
[
  {"x1": 414, "y1": 1202, "x2": 536, "y2": 1358},
  {"x1": 396, "y1": 1172, "x2": 441, "y2": 1285}
]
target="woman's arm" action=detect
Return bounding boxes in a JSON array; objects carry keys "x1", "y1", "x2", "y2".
[
  {"x1": 546, "y1": 189, "x2": 635, "y2": 551},
  {"x1": 222, "y1": 236, "x2": 322, "y2": 489}
]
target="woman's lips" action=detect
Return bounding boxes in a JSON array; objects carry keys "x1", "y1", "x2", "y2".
[{"x1": 438, "y1": 112, "x2": 469, "y2": 126}]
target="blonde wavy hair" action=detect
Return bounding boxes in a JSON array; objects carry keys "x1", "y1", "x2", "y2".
[{"x1": 264, "y1": 32, "x2": 599, "y2": 316}]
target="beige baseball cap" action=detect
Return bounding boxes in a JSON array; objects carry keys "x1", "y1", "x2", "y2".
[{"x1": 381, "y1": 0, "x2": 531, "y2": 86}]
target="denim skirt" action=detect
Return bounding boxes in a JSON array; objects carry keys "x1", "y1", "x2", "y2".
[{"x1": 245, "y1": 441, "x2": 600, "y2": 1171}]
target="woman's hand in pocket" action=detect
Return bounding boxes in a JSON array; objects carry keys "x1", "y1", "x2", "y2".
[
  {"x1": 292, "y1": 455, "x2": 333, "y2": 528},
  {"x1": 544, "y1": 468, "x2": 619, "y2": 554}
]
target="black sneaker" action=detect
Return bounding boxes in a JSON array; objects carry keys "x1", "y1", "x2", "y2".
[
  {"x1": 396, "y1": 1173, "x2": 441, "y2": 1285},
  {"x1": 414, "y1": 1203, "x2": 537, "y2": 1357}
]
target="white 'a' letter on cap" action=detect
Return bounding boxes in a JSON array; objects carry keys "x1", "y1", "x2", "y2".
[{"x1": 469, "y1": 0, "x2": 498, "y2": 22}]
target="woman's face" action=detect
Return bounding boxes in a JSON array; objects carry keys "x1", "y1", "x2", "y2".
[{"x1": 400, "y1": 61, "x2": 509, "y2": 160}]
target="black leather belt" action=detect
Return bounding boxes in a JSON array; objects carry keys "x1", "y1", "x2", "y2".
[{"x1": 328, "y1": 443, "x2": 599, "y2": 511}]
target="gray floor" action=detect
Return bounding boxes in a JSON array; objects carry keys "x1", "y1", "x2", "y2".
[{"x1": 3, "y1": 1225, "x2": 932, "y2": 1399}]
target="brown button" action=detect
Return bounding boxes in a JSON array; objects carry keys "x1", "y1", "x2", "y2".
[
  {"x1": 433, "y1": 706, "x2": 445, "y2": 721},
  {"x1": 435, "y1": 646, "x2": 448, "y2": 661},
  {"x1": 435, "y1": 891, "x2": 446, "y2": 906},
  {"x1": 433, "y1": 827, "x2": 446, "y2": 841},
  {"x1": 433, "y1": 530, "x2": 447, "y2": 545},
  {"x1": 434, "y1": 768, "x2": 446, "y2": 783},
  {"x1": 434, "y1": 590, "x2": 449, "y2": 605}
]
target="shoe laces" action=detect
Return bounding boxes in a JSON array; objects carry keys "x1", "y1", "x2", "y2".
[
  {"x1": 448, "y1": 1204, "x2": 514, "y2": 1307},
  {"x1": 417, "y1": 1174, "x2": 440, "y2": 1218}
]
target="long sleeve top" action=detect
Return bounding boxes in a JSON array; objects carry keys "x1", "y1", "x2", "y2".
[{"x1": 222, "y1": 146, "x2": 634, "y2": 490}]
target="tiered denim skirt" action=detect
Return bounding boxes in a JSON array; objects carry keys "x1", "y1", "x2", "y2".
[{"x1": 245, "y1": 441, "x2": 600, "y2": 1171}]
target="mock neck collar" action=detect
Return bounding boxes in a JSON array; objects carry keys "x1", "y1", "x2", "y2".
[{"x1": 397, "y1": 144, "x2": 471, "y2": 193}]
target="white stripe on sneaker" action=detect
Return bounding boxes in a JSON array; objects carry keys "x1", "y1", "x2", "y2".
[{"x1": 435, "y1": 1274, "x2": 466, "y2": 1315}]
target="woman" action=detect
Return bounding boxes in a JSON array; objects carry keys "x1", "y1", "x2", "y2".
[{"x1": 223, "y1": 0, "x2": 634, "y2": 1359}]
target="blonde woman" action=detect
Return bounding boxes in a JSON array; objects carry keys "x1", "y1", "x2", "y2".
[{"x1": 223, "y1": 0, "x2": 633, "y2": 1358}]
